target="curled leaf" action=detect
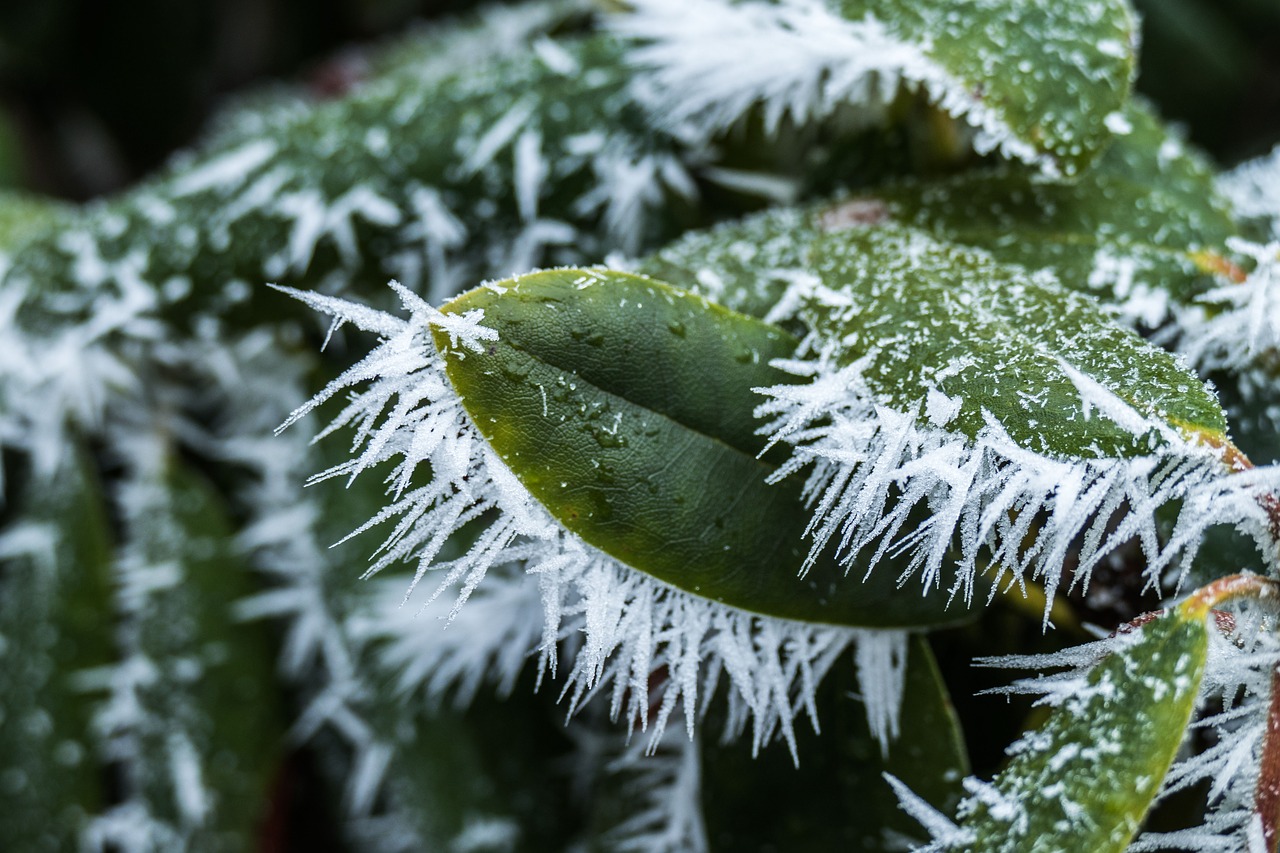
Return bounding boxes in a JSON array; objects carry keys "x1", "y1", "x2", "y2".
[{"x1": 614, "y1": 0, "x2": 1137, "y2": 177}]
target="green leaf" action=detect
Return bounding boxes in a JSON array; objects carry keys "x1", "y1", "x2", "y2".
[
  {"x1": 116, "y1": 456, "x2": 286, "y2": 848},
  {"x1": 699, "y1": 634, "x2": 968, "y2": 851},
  {"x1": 357, "y1": 677, "x2": 579, "y2": 852},
  {"x1": 805, "y1": 223, "x2": 1229, "y2": 459},
  {"x1": 0, "y1": 452, "x2": 115, "y2": 851},
  {"x1": 7, "y1": 29, "x2": 697, "y2": 338},
  {"x1": 958, "y1": 606, "x2": 1208, "y2": 852},
  {"x1": 850, "y1": 0, "x2": 1138, "y2": 177},
  {"x1": 620, "y1": 0, "x2": 1137, "y2": 177},
  {"x1": 839, "y1": 101, "x2": 1240, "y2": 312},
  {"x1": 437, "y1": 268, "x2": 964, "y2": 628}
]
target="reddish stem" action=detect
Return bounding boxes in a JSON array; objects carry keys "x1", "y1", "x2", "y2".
[{"x1": 1258, "y1": 667, "x2": 1280, "y2": 853}]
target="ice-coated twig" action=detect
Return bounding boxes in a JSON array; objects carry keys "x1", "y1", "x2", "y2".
[
  {"x1": 280, "y1": 284, "x2": 907, "y2": 758},
  {"x1": 755, "y1": 339, "x2": 1280, "y2": 623}
]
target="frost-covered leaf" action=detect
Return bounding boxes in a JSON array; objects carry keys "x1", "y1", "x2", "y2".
[
  {"x1": 840, "y1": 101, "x2": 1239, "y2": 327},
  {"x1": 757, "y1": 222, "x2": 1279, "y2": 610},
  {"x1": 634, "y1": 205, "x2": 1280, "y2": 613},
  {"x1": 280, "y1": 279, "x2": 942, "y2": 760},
  {"x1": 923, "y1": 575, "x2": 1280, "y2": 853},
  {"x1": 946, "y1": 604, "x2": 1210, "y2": 852},
  {"x1": 803, "y1": 225, "x2": 1226, "y2": 458},
  {"x1": 1128, "y1": 578, "x2": 1280, "y2": 853},
  {"x1": 0, "y1": 6, "x2": 705, "y2": 395},
  {"x1": 438, "y1": 268, "x2": 960, "y2": 628},
  {"x1": 87, "y1": 444, "x2": 285, "y2": 851},
  {"x1": 614, "y1": 0, "x2": 1138, "y2": 177},
  {"x1": 0, "y1": 450, "x2": 115, "y2": 851}
]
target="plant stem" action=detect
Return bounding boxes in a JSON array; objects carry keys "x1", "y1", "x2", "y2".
[{"x1": 1256, "y1": 667, "x2": 1280, "y2": 853}]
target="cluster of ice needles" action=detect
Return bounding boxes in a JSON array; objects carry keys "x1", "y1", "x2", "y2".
[{"x1": 277, "y1": 281, "x2": 911, "y2": 761}]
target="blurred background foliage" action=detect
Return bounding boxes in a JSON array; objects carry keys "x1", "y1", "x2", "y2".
[{"x1": 0, "y1": 0, "x2": 1279, "y2": 201}]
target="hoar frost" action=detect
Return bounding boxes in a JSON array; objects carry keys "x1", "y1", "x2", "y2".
[
  {"x1": 613, "y1": 0, "x2": 1091, "y2": 177},
  {"x1": 755, "y1": 299, "x2": 1280, "y2": 624},
  {"x1": 280, "y1": 282, "x2": 909, "y2": 758}
]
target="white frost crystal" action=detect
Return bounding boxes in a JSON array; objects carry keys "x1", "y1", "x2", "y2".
[
  {"x1": 756, "y1": 332, "x2": 1280, "y2": 623},
  {"x1": 614, "y1": 0, "x2": 1062, "y2": 175},
  {"x1": 280, "y1": 282, "x2": 908, "y2": 758}
]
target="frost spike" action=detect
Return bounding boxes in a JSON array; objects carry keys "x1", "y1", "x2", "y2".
[
  {"x1": 755, "y1": 223, "x2": 1280, "y2": 616},
  {"x1": 279, "y1": 272, "x2": 960, "y2": 759},
  {"x1": 612, "y1": 0, "x2": 1137, "y2": 177}
]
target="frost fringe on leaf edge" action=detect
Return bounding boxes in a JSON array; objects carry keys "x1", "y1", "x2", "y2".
[
  {"x1": 277, "y1": 281, "x2": 909, "y2": 758},
  {"x1": 613, "y1": 0, "x2": 1061, "y2": 176},
  {"x1": 755, "y1": 329, "x2": 1280, "y2": 623}
]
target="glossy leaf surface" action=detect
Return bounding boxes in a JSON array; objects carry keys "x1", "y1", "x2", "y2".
[
  {"x1": 438, "y1": 269, "x2": 964, "y2": 627},
  {"x1": 960, "y1": 602, "x2": 1210, "y2": 851},
  {"x1": 805, "y1": 224, "x2": 1230, "y2": 459}
]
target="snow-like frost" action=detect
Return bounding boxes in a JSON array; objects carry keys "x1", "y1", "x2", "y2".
[
  {"x1": 884, "y1": 773, "x2": 973, "y2": 852},
  {"x1": 755, "y1": 339, "x2": 1280, "y2": 623},
  {"x1": 85, "y1": 430, "x2": 212, "y2": 851},
  {"x1": 613, "y1": 0, "x2": 1053, "y2": 175},
  {"x1": 280, "y1": 283, "x2": 906, "y2": 758},
  {"x1": 603, "y1": 731, "x2": 709, "y2": 853},
  {"x1": 1175, "y1": 239, "x2": 1280, "y2": 374},
  {"x1": 1219, "y1": 144, "x2": 1280, "y2": 241},
  {"x1": 1128, "y1": 606, "x2": 1280, "y2": 852}
]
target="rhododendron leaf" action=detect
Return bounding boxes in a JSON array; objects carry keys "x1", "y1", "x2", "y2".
[
  {"x1": 955, "y1": 583, "x2": 1261, "y2": 851},
  {"x1": 0, "y1": 451, "x2": 114, "y2": 849},
  {"x1": 842, "y1": 102, "x2": 1240, "y2": 318},
  {"x1": 617, "y1": 0, "x2": 1137, "y2": 177},
  {"x1": 437, "y1": 269, "x2": 963, "y2": 628},
  {"x1": 804, "y1": 224, "x2": 1230, "y2": 459}
]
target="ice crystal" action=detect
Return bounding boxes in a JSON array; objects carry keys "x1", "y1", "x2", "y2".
[
  {"x1": 1178, "y1": 239, "x2": 1280, "y2": 374},
  {"x1": 0, "y1": 232, "x2": 154, "y2": 482},
  {"x1": 756, "y1": 339, "x2": 1280, "y2": 622},
  {"x1": 884, "y1": 773, "x2": 973, "y2": 851},
  {"x1": 279, "y1": 282, "x2": 911, "y2": 757},
  {"x1": 1129, "y1": 606, "x2": 1280, "y2": 852},
  {"x1": 604, "y1": 731, "x2": 709, "y2": 853},
  {"x1": 1219, "y1": 145, "x2": 1280, "y2": 241},
  {"x1": 615, "y1": 0, "x2": 1051, "y2": 174}
]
